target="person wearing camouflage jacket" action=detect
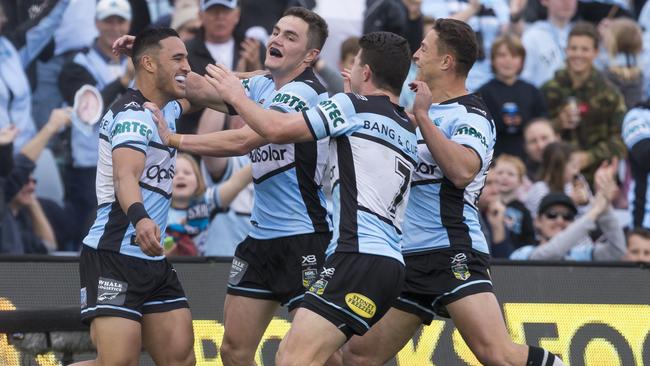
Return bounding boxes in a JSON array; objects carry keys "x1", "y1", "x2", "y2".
[{"x1": 542, "y1": 22, "x2": 626, "y2": 186}]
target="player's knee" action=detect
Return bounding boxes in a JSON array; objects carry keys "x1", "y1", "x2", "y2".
[
  {"x1": 219, "y1": 335, "x2": 254, "y2": 365},
  {"x1": 341, "y1": 344, "x2": 381, "y2": 366}
]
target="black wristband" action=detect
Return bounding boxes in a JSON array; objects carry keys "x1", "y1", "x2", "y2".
[{"x1": 127, "y1": 202, "x2": 150, "y2": 227}]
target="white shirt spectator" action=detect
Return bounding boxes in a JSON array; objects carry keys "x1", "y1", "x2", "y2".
[
  {"x1": 205, "y1": 38, "x2": 235, "y2": 70},
  {"x1": 521, "y1": 20, "x2": 570, "y2": 87}
]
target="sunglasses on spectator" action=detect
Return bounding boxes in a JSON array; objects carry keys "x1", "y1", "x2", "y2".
[{"x1": 543, "y1": 211, "x2": 574, "y2": 221}]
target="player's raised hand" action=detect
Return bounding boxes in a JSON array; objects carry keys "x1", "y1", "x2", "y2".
[
  {"x1": 409, "y1": 81, "x2": 433, "y2": 118},
  {"x1": 135, "y1": 218, "x2": 163, "y2": 257},
  {"x1": 205, "y1": 64, "x2": 247, "y2": 104},
  {"x1": 341, "y1": 68, "x2": 352, "y2": 93},
  {"x1": 113, "y1": 35, "x2": 136, "y2": 57},
  {"x1": 143, "y1": 102, "x2": 173, "y2": 146}
]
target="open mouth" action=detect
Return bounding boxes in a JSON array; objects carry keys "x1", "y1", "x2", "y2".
[
  {"x1": 269, "y1": 47, "x2": 283, "y2": 58},
  {"x1": 175, "y1": 182, "x2": 187, "y2": 189}
]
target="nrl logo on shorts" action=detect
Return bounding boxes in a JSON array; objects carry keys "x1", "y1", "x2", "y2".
[
  {"x1": 302, "y1": 269, "x2": 318, "y2": 288},
  {"x1": 229, "y1": 257, "x2": 249, "y2": 285},
  {"x1": 451, "y1": 253, "x2": 471, "y2": 281}
]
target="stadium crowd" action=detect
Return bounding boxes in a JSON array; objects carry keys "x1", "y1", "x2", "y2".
[{"x1": 2, "y1": 0, "x2": 650, "y2": 264}]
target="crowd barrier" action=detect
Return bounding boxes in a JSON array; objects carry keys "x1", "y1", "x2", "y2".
[{"x1": 0, "y1": 256, "x2": 648, "y2": 365}]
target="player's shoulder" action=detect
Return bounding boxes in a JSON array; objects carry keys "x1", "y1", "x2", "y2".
[
  {"x1": 109, "y1": 89, "x2": 147, "y2": 116},
  {"x1": 286, "y1": 67, "x2": 327, "y2": 96},
  {"x1": 442, "y1": 93, "x2": 492, "y2": 119}
]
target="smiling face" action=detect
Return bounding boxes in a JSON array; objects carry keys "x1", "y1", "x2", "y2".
[
  {"x1": 172, "y1": 156, "x2": 199, "y2": 200},
  {"x1": 492, "y1": 44, "x2": 523, "y2": 80},
  {"x1": 152, "y1": 37, "x2": 191, "y2": 100},
  {"x1": 494, "y1": 161, "x2": 521, "y2": 195},
  {"x1": 413, "y1": 29, "x2": 444, "y2": 84},
  {"x1": 566, "y1": 35, "x2": 598, "y2": 75},
  {"x1": 536, "y1": 204, "x2": 575, "y2": 240},
  {"x1": 96, "y1": 16, "x2": 130, "y2": 52},
  {"x1": 265, "y1": 15, "x2": 317, "y2": 75}
]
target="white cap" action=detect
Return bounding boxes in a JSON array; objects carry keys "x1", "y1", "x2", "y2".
[
  {"x1": 96, "y1": 0, "x2": 132, "y2": 21},
  {"x1": 201, "y1": 0, "x2": 237, "y2": 12}
]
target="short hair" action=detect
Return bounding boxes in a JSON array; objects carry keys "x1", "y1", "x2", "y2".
[
  {"x1": 569, "y1": 21, "x2": 599, "y2": 49},
  {"x1": 523, "y1": 117, "x2": 554, "y2": 137},
  {"x1": 282, "y1": 7, "x2": 328, "y2": 50},
  {"x1": 628, "y1": 227, "x2": 650, "y2": 241},
  {"x1": 433, "y1": 18, "x2": 479, "y2": 77},
  {"x1": 494, "y1": 154, "x2": 526, "y2": 181},
  {"x1": 358, "y1": 32, "x2": 410, "y2": 95},
  {"x1": 490, "y1": 33, "x2": 526, "y2": 74},
  {"x1": 132, "y1": 27, "x2": 180, "y2": 69},
  {"x1": 340, "y1": 36, "x2": 360, "y2": 62}
]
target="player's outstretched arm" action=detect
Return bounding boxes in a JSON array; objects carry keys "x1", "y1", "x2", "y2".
[
  {"x1": 410, "y1": 81, "x2": 481, "y2": 188},
  {"x1": 113, "y1": 148, "x2": 163, "y2": 257},
  {"x1": 205, "y1": 64, "x2": 314, "y2": 144},
  {"x1": 144, "y1": 102, "x2": 265, "y2": 157}
]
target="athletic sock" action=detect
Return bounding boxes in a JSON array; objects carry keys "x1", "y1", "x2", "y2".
[{"x1": 526, "y1": 346, "x2": 566, "y2": 366}]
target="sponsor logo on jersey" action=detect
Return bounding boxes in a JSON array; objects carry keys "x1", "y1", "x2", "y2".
[
  {"x1": 453, "y1": 126, "x2": 488, "y2": 148},
  {"x1": 97, "y1": 277, "x2": 127, "y2": 305},
  {"x1": 111, "y1": 121, "x2": 153, "y2": 140},
  {"x1": 450, "y1": 253, "x2": 470, "y2": 281},
  {"x1": 80, "y1": 287, "x2": 87, "y2": 308},
  {"x1": 271, "y1": 92, "x2": 308, "y2": 112},
  {"x1": 242, "y1": 78, "x2": 251, "y2": 91},
  {"x1": 146, "y1": 164, "x2": 175, "y2": 183},
  {"x1": 345, "y1": 293, "x2": 376, "y2": 318},
  {"x1": 249, "y1": 145, "x2": 288, "y2": 163},
  {"x1": 415, "y1": 162, "x2": 437, "y2": 175},
  {"x1": 318, "y1": 100, "x2": 345, "y2": 127}
]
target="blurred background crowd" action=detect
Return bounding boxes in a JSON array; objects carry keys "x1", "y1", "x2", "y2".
[{"x1": 1, "y1": 0, "x2": 650, "y2": 263}]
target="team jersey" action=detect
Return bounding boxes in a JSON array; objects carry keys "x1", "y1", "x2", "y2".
[
  {"x1": 230, "y1": 68, "x2": 332, "y2": 239},
  {"x1": 303, "y1": 93, "x2": 418, "y2": 263},
  {"x1": 83, "y1": 89, "x2": 180, "y2": 260},
  {"x1": 401, "y1": 94, "x2": 496, "y2": 256},
  {"x1": 622, "y1": 105, "x2": 650, "y2": 229}
]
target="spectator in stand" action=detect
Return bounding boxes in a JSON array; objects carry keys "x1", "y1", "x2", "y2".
[
  {"x1": 478, "y1": 169, "x2": 516, "y2": 258},
  {"x1": 166, "y1": 153, "x2": 252, "y2": 256},
  {"x1": 624, "y1": 228, "x2": 650, "y2": 262},
  {"x1": 524, "y1": 141, "x2": 592, "y2": 218},
  {"x1": 521, "y1": 0, "x2": 576, "y2": 87},
  {"x1": 493, "y1": 154, "x2": 536, "y2": 249},
  {"x1": 600, "y1": 17, "x2": 644, "y2": 109},
  {"x1": 511, "y1": 161, "x2": 626, "y2": 260},
  {"x1": 523, "y1": 118, "x2": 558, "y2": 181},
  {"x1": 422, "y1": 0, "x2": 511, "y2": 91},
  {"x1": 478, "y1": 33, "x2": 547, "y2": 159},
  {"x1": 314, "y1": 36, "x2": 359, "y2": 95},
  {"x1": 57, "y1": 0, "x2": 134, "y2": 251},
  {"x1": 1, "y1": 108, "x2": 71, "y2": 254},
  {"x1": 0, "y1": 0, "x2": 70, "y2": 152},
  {"x1": 542, "y1": 22, "x2": 627, "y2": 187},
  {"x1": 576, "y1": 0, "x2": 633, "y2": 23},
  {"x1": 181, "y1": 0, "x2": 264, "y2": 134},
  {"x1": 621, "y1": 101, "x2": 650, "y2": 229},
  {"x1": 171, "y1": 1, "x2": 202, "y2": 42}
]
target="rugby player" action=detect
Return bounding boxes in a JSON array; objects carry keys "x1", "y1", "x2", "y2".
[
  {"x1": 341, "y1": 19, "x2": 566, "y2": 366},
  {"x1": 200, "y1": 31, "x2": 415, "y2": 366},
  {"x1": 73, "y1": 28, "x2": 199, "y2": 366},
  {"x1": 148, "y1": 8, "x2": 334, "y2": 365}
]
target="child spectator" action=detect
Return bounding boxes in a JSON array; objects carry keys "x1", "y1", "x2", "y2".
[
  {"x1": 478, "y1": 169, "x2": 515, "y2": 258},
  {"x1": 624, "y1": 228, "x2": 650, "y2": 262},
  {"x1": 601, "y1": 17, "x2": 644, "y2": 109},
  {"x1": 166, "y1": 154, "x2": 252, "y2": 256},
  {"x1": 478, "y1": 34, "x2": 547, "y2": 159},
  {"x1": 493, "y1": 154, "x2": 536, "y2": 249},
  {"x1": 524, "y1": 141, "x2": 592, "y2": 217}
]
